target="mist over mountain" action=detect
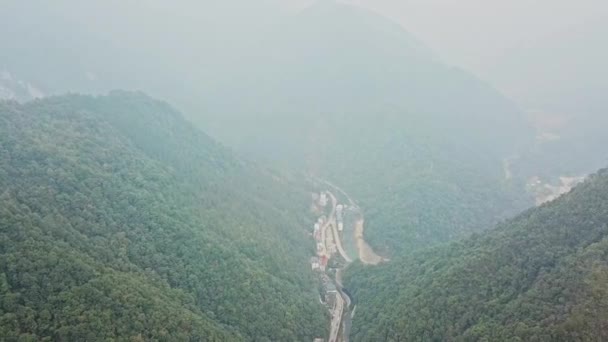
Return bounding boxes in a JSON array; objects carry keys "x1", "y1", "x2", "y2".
[
  {"x1": 199, "y1": 1, "x2": 535, "y2": 255},
  {"x1": 1, "y1": 1, "x2": 606, "y2": 341},
  {"x1": 1, "y1": 1, "x2": 603, "y2": 181},
  {"x1": 0, "y1": 0, "x2": 540, "y2": 254},
  {"x1": 0, "y1": 71, "x2": 44, "y2": 102}
]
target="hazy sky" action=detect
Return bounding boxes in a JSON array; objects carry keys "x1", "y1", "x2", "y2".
[
  {"x1": 340, "y1": 0, "x2": 604, "y2": 64},
  {"x1": 288, "y1": 0, "x2": 607, "y2": 113},
  {"x1": 2, "y1": 0, "x2": 605, "y2": 118}
]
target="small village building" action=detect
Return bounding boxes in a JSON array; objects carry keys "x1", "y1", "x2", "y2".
[
  {"x1": 317, "y1": 242, "x2": 324, "y2": 254},
  {"x1": 311, "y1": 257, "x2": 320, "y2": 271},
  {"x1": 320, "y1": 255, "x2": 328, "y2": 271},
  {"x1": 319, "y1": 192, "x2": 328, "y2": 207}
]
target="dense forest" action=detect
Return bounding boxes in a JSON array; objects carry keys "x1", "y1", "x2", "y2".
[
  {"x1": 0, "y1": 92, "x2": 327, "y2": 341},
  {"x1": 345, "y1": 168, "x2": 608, "y2": 341}
]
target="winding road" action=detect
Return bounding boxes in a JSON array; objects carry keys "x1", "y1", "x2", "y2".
[
  {"x1": 318, "y1": 190, "x2": 354, "y2": 342},
  {"x1": 310, "y1": 179, "x2": 383, "y2": 342}
]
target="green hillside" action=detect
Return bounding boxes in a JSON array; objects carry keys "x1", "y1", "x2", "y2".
[
  {"x1": 345, "y1": 168, "x2": 608, "y2": 341},
  {"x1": 0, "y1": 1, "x2": 536, "y2": 257},
  {"x1": 0, "y1": 92, "x2": 326, "y2": 341}
]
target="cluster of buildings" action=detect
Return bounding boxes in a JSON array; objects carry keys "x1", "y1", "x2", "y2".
[
  {"x1": 312, "y1": 216, "x2": 329, "y2": 271},
  {"x1": 310, "y1": 191, "x2": 347, "y2": 342},
  {"x1": 311, "y1": 191, "x2": 350, "y2": 274},
  {"x1": 311, "y1": 255, "x2": 328, "y2": 272}
]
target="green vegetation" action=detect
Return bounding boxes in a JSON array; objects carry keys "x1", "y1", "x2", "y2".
[
  {"x1": 345, "y1": 169, "x2": 608, "y2": 341},
  {"x1": 0, "y1": 92, "x2": 326, "y2": 341},
  {"x1": 318, "y1": 113, "x2": 533, "y2": 257},
  {"x1": 195, "y1": 1, "x2": 535, "y2": 257}
]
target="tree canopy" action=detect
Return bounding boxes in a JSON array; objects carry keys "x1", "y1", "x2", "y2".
[
  {"x1": 0, "y1": 92, "x2": 327, "y2": 341},
  {"x1": 345, "y1": 169, "x2": 608, "y2": 341}
]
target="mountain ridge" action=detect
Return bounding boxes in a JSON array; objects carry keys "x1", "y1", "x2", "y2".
[
  {"x1": 345, "y1": 168, "x2": 608, "y2": 341},
  {"x1": 0, "y1": 92, "x2": 327, "y2": 341}
]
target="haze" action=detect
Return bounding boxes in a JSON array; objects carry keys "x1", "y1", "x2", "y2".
[
  {"x1": 2, "y1": 1, "x2": 608, "y2": 341},
  {"x1": 342, "y1": 0, "x2": 608, "y2": 119},
  {"x1": 4, "y1": 0, "x2": 606, "y2": 123}
]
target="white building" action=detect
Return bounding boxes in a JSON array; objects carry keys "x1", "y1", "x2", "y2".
[
  {"x1": 319, "y1": 192, "x2": 328, "y2": 207},
  {"x1": 311, "y1": 257, "x2": 320, "y2": 271},
  {"x1": 336, "y1": 204, "x2": 344, "y2": 222},
  {"x1": 338, "y1": 222, "x2": 344, "y2": 231}
]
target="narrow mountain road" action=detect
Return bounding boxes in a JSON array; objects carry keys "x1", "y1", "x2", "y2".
[
  {"x1": 336, "y1": 269, "x2": 353, "y2": 342},
  {"x1": 328, "y1": 292, "x2": 345, "y2": 342},
  {"x1": 310, "y1": 180, "x2": 385, "y2": 342},
  {"x1": 321, "y1": 191, "x2": 345, "y2": 342}
]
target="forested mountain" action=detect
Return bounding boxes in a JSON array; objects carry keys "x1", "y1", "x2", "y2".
[
  {"x1": 0, "y1": 92, "x2": 327, "y2": 341},
  {"x1": 201, "y1": 1, "x2": 535, "y2": 256},
  {"x1": 0, "y1": 0, "x2": 542, "y2": 257},
  {"x1": 345, "y1": 168, "x2": 608, "y2": 341}
]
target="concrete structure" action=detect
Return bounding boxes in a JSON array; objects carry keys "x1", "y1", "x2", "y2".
[
  {"x1": 320, "y1": 255, "x2": 328, "y2": 271},
  {"x1": 326, "y1": 282, "x2": 337, "y2": 294},
  {"x1": 319, "y1": 192, "x2": 328, "y2": 207},
  {"x1": 311, "y1": 257, "x2": 321, "y2": 271},
  {"x1": 338, "y1": 222, "x2": 344, "y2": 232},
  {"x1": 336, "y1": 204, "x2": 344, "y2": 222},
  {"x1": 317, "y1": 242, "x2": 324, "y2": 254}
]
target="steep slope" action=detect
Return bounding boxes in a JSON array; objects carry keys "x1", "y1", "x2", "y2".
[
  {"x1": 345, "y1": 168, "x2": 608, "y2": 341},
  {"x1": 202, "y1": 1, "x2": 535, "y2": 256},
  {"x1": 1, "y1": 1, "x2": 535, "y2": 256},
  {"x1": 0, "y1": 92, "x2": 326, "y2": 341}
]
